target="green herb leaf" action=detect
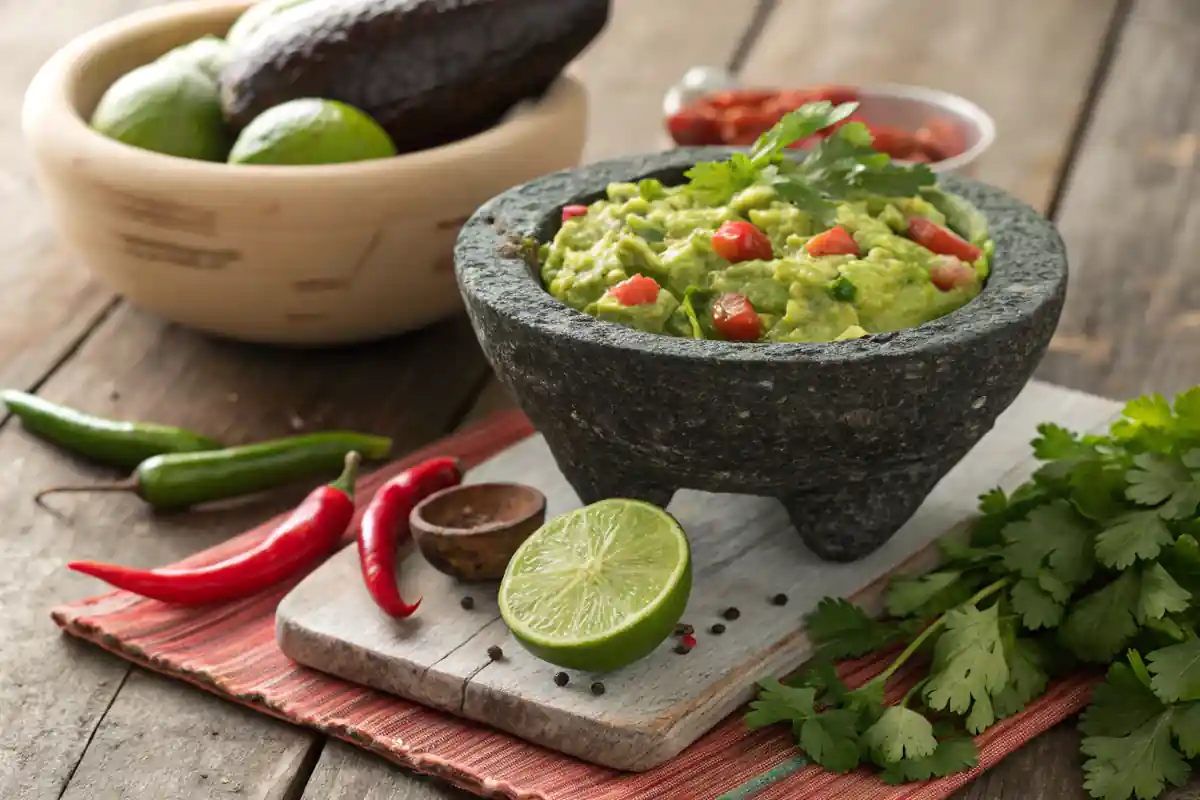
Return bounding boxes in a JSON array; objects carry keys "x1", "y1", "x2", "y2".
[
  {"x1": 828, "y1": 275, "x2": 857, "y2": 303},
  {"x1": 1126, "y1": 451, "x2": 1200, "y2": 519},
  {"x1": 861, "y1": 706, "x2": 938, "y2": 765},
  {"x1": 749, "y1": 101, "x2": 857, "y2": 168},
  {"x1": 786, "y1": 661, "x2": 849, "y2": 706},
  {"x1": 683, "y1": 152, "x2": 760, "y2": 206},
  {"x1": 680, "y1": 287, "x2": 712, "y2": 340},
  {"x1": 1080, "y1": 661, "x2": 1166, "y2": 738},
  {"x1": 1001, "y1": 500, "x2": 1096, "y2": 598},
  {"x1": 1138, "y1": 563, "x2": 1191, "y2": 623},
  {"x1": 806, "y1": 598, "x2": 903, "y2": 659},
  {"x1": 1148, "y1": 639, "x2": 1200, "y2": 704},
  {"x1": 879, "y1": 738, "x2": 979, "y2": 785},
  {"x1": 744, "y1": 679, "x2": 817, "y2": 729},
  {"x1": 1171, "y1": 703, "x2": 1200, "y2": 758},
  {"x1": 1096, "y1": 510, "x2": 1176, "y2": 570},
  {"x1": 1081, "y1": 711, "x2": 1190, "y2": 800},
  {"x1": 991, "y1": 637, "x2": 1049, "y2": 719},
  {"x1": 978, "y1": 487, "x2": 1009, "y2": 516},
  {"x1": 885, "y1": 570, "x2": 966, "y2": 619},
  {"x1": 797, "y1": 710, "x2": 863, "y2": 773},
  {"x1": 1061, "y1": 570, "x2": 1142, "y2": 663},
  {"x1": 1010, "y1": 578, "x2": 1065, "y2": 630},
  {"x1": 923, "y1": 604, "x2": 1008, "y2": 731}
]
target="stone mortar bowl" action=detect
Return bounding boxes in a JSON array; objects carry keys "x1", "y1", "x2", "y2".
[{"x1": 454, "y1": 148, "x2": 1066, "y2": 562}]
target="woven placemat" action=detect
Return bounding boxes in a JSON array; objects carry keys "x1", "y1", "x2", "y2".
[{"x1": 51, "y1": 410, "x2": 1095, "y2": 799}]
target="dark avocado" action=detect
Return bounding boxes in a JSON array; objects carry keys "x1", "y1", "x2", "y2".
[{"x1": 220, "y1": 0, "x2": 609, "y2": 154}]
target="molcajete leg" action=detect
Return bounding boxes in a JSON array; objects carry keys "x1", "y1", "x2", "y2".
[
  {"x1": 554, "y1": 457, "x2": 676, "y2": 509},
  {"x1": 780, "y1": 461, "x2": 948, "y2": 562}
]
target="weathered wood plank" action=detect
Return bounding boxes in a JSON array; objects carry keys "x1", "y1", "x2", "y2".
[
  {"x1": 1038, "y1": 0, "x2": 1200, "y2": 399},
  {"x1": 739, "y1": 0, "x2": 1120, "y2": 210},
  {"x1": 301, "y1": 741, "x2": 472, "y2": 800},
  {"x1": 0, "y1": 306, "x2": 489, "y2": 800},
  {"x1": 572, "y1": 0, "x2": 760, "y2": 162}
]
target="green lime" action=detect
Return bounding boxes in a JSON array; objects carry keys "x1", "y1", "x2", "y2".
[
  {"x1": 499, "y1": 499, "x2": 692, "y2": 672},
  {"x1": 228, "y1": 99, "x2": 397, "y2": 166},
  {"x1": 90, "y1": 61, "x2": 230, "y2": 162},
  {"x1": 226, "y1": 0, "x2": 316, "y2": 49},
  {"x1": 159, "y1": 35, "x2": 232, "y2": 83}
]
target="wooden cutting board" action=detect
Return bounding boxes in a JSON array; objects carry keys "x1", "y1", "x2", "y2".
[{"x1": 276, "y1": 380, "x2": 1121, "y2": 772}]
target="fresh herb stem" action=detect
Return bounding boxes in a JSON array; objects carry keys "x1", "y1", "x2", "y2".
[{"x1": 877, "y1": 577, "x2": 1011, "y2": 685}]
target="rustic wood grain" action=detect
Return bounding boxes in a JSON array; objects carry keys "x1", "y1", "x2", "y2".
[
  {"x1": 0, "y1": 306, "x2": 489, "y2": 800},
  {"x1": 278, "y1": 382, "x2": 1119, "y2": 773},
  {"x1": 739, "y1": 0, "x2": 1120, "y2": 210},
  {"x1": 572, "y1": 0, "x2": 760, "y2": 162},
  {"x1": 301, "y1": 741, "x2": 472, "y2": 800},
  {"x1": 1038, "y1": 0, "x2": 1200, "y2": 399}
]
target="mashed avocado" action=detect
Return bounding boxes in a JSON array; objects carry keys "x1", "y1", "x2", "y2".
[{"x1": 539, "y1": 179, "x2": 994, "y2": 343}]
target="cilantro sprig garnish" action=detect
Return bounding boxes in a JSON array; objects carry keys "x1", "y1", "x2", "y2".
[
  {"x1": 747, "y1": 387, "x2": 1200, "y2": 798},
  {"x1": 683, "y1": 101, "x2": 936, "y2": 224}
]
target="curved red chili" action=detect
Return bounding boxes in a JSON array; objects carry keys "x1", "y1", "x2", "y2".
[
  {"x1": 358, "y1": 456, "x2": 461, "y2": 618},
  {"x1": 69, "y1": 452, "x2": 362, "y2": 605}
]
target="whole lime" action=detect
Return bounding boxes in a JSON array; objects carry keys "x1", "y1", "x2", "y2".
[
  {"x1": 228, "y1": 99, "x2": 397, "y2": 166},
  {"x1": 90, "y1": 61, "x2": 230, "y2": 162},
  {"x1": 159, "y1": 35, "x2": 232, "y2": 83}
]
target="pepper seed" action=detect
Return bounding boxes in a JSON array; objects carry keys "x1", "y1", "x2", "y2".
[
  {"x1": 554, "y1": 671, "x2": 569, "y2": 687},
  {"x1": 710, "y1": 623, "x2": 726, "y2": 635},
  {"x1": 591, "y1": 681, "x2": 606, "y2": 696},
  {"x1": 460, "y1": 596, "x2": 475, "y2": 610},
  {"x1": 722, "y1": 607, "x2": 741, "y2": 621},
  {"x1": 771, "y1": 593, "x2": 789, "y2": 606},
  {"x1": 487, "y1": 645, "x2": 503, "y2": 661}
]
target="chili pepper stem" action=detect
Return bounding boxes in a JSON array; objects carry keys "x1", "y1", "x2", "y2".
[
  {"x1": 330, "y1": 451, "x2": 362, "y2": 498},
  {"x1": 35, "y1": 478, "x2": 139, "y2": 505}
]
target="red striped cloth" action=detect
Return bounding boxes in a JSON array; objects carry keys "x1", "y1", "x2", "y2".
[{"x1": 52, "y1": 410, "x2": 1096, "y2": 800}]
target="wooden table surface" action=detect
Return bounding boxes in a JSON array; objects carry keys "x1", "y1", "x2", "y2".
[{"x1": 1, "y1": 1, "x2": 1197, "y2": 798}]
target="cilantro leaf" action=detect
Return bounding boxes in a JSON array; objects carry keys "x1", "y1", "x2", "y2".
[
  {"x1": 1148, "y1": 639, "x2": 1200, "y2": 704},
  {"x1": 1001, "y1": 500, "x2": 1096, "y2": 597},
  {"x1": 797, "y1": 709, "x2": 862, "y2": 773},
  {"x1": 1080, "y1": 661, "x2": 1167, "y2": 738},
  {"x1": 978, "y1": 487, "x2": 1009, "y2": 516},
  {"x1": 1033, "y1": 422, "x2": 1091, "y2": 460},
  {"x1": 1171, "y1": 702, "x2": 1200, "y2": 757},
  {"x1": 1060, "y1": 570, "x2": 1142, "y2": 662},
  {"x1": 844, "y1": 678, "x2": 886, "y2": 719},
  {"x1": 749, "y1": 101, "x2": 856, "y2": 168},
  {"x1": 1112, "y1": 393, "x2": 1182, "y2": 454},
  {"x1": 805, "y1": 598, "x2": 902, "y2": 659},
  {"x1": 861, "y1": 706, "x2": 938, "y2": 765},
  {"x1": 885, "y1": 570, "x2": 967, "y2": 619},
  {"x1": 745, "y1": 680, "x2": 817, "y2": 729},
  {"x1": 683, "y1": 152, "x2": 759, "y2": 206},
  {"x1": 1096, "y1": 510, "x2": 1176, "y2": 570},
  {"x1": 1126, "y1": 451, "x2": 1200, "y2": 519},
  {"x1": 1081, "y1": 711, "x2": 1190, "y2": 800},
  {"x1": 1010, "y1": 578, "x2": 1065, "y2": 630},
  {"x1": 786, "y1": 661, "x2": 849, "y2": 705},
  {"x1": 923, "y1": 604, "x2": 1008, "y2": 730},
  {"x1": 1070, "y1": 460, "x2": 1133, "y2": 523},
  {"x1": 1138, "y1": 563, "x2": 1191, "y2": 623},
  {"x1": 991, "y1": 637, "x2": 1049, "y2": 719},
  {"x1": 879, "y1": 738, "x2": 979, "y2": 785},
  {"x1": 679, "y1": 287, "x2": 712, "y2": 340},
  {"x1": 1173, "y1": 388, "x2": 1200, "y2": 437}
]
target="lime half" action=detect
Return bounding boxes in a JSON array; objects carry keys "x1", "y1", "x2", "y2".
[{"x1": 499, "y1": 499, "x2": 691, "y2": 672}]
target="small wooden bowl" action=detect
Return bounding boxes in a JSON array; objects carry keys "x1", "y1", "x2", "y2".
[{"x1": 409, "y1": 483, "x2": 547, "y2": 581}]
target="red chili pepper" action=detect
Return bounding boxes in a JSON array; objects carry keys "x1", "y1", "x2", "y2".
[
  {"x1": 358, "y1": 456, "x2": 462, "y2": 618},
  {"x1": 712, "y1": 220, "x2": 773, "y2": 263},
  {"x1": 69, "y1": 452, "x2": 362, "y2": 605},
  {"x1": 681, "y1": 633, "x2": 697, "y2": 648}
]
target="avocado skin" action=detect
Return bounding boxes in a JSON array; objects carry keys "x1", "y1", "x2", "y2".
[{"x1": 220, "y1": 0, "x2": 609, "y2": 154}]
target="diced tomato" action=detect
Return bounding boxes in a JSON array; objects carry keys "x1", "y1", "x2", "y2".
[
  {"x1": 704, "y1": 89, "x2": 779, "y2": 110},
  {"x1": 718, "y1": 108, "x2": 775, "y2": 144},
  {"x1": 712, "y1": 292, "x2": 762, "y2": 341},
  {"x1": 561, "y1": 205, "x2": 589, "y2": 222},
  {"x1": 608, "y1": 275, "x2": 660, "y2": 306},
  {"x1": 907, "y1": 216, "x2": 983, "y2": 262},
  {"x1": 865, "y1": 124, "x2": 918, "y2": 159},
  {"x1": 914, "y1": 117, "x2": 968, "y2": 161},
  {"x1": 666, "y1": 109, "x2": 721, "y2": 146},
  {"x1": 711, "y1": 221, "x2": 773, "y2": 263},
  {"x1": 763, "y1": 90, "x2": 818, "y2": 115},
  {"x1": 929, "y1": 256, "x2": 977, "y2": 292},
  {"x1": 806, "y1": 226, "x2": 860, "y2": 257}
]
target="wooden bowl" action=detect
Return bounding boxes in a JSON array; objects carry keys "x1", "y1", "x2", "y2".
[
  {"x1": 21, "y1": 0, "x2": 587, "y2": 345},
  {"x1": 409, "y1": 483, "x2": 546, "y2": 581}
]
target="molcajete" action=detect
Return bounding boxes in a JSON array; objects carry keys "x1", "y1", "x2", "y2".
[{"x1": 453, "y1": 148, "x2": 1066, "y2": 561}]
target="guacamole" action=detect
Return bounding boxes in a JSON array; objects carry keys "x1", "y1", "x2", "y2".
[{"x1": 539, "y1": 180, "x2": 994, "y2": 343}]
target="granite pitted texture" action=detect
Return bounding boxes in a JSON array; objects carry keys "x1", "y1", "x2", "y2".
[{"x1": 454, "y1": 149, "x2": 1067, "y2": 561}]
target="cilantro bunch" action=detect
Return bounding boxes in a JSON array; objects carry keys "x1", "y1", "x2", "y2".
[
  {"x1": 684, "y1": 101, "x2": 936, "y2": 225},
  {"x1": 747, "y1": 388, "x2": 1200, "y2": 799}
]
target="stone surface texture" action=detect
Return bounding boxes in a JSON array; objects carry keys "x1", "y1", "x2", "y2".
[{"x1": 453, "y1": 148, "x2": 1067, "y2": 561}]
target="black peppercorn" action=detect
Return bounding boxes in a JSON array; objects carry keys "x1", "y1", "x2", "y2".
[
  {"x1": 771, "y1": 593, "x2": 789, "y2": 606},
  {"x1": 722, "y1": 607, "x2": 741, "y2": 621},
  {"x1": 487, "y1": 645, "x2": 503, "y2": 661},
  {"x1": 710, "y1": 623, "x2": 726, "y2": 635},
  {"x1": 591, "y1": 681, "x2": 606, "y2": 696},
  {"x1": 460, "y1": 596, "x2": 475, "y2": 610},
  {"x1": 674, "y1": 623, "x2": 694, "y2": 636},
  {"x1": 554, "y1": 671, "x2": 569, "y2": 687},
  {"x1": 673, "y1": 643, "x2": 690, "y2": 655}
]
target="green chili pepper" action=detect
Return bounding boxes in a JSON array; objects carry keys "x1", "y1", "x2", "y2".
[
  {"x1": 2, "y1": 390, "x2": 220, "y2": 468},
  {"x1": 34, "y1": 431, "x2": 392, "y2": 509}
]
